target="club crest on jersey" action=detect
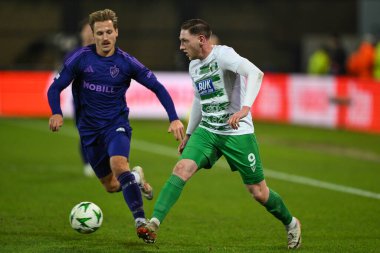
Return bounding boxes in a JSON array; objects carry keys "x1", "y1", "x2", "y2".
[
  {"x1": 196, "y1": 78, "x2": 215, "y2": 95},
  {"x1": 110, "y1": 65, "x2": 119, "y2": 78}
]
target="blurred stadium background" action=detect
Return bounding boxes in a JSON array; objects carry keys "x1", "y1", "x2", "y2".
[
  {"x1": 1, "y1": 0, "x2": 379, "y2": 72},
  {"x1": 1, "y1": 0, "x2": 380, "y2": 252}
]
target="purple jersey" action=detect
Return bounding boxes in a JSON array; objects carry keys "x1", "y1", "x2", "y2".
[{"x1": 48, "y1": 44, "x2": 178, "y2": 141}]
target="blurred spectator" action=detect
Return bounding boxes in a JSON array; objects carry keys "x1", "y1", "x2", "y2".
[
  {"x1": 307, "y1": 45, "x2": 330, "y2": 75},
  {"x1": 329, "y1": 34, "x2": 347, "y2": 75},
  {"x1": 346, "y1": 34, "x2": 375, "y2": 79},
  {"x1": 373, "y1": 40, "x2": 380, "y2": 80},
  {"x1": 78, "y1": 19, "x2": 95, "y2": 47}
]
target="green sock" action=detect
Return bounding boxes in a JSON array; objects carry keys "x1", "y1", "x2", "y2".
[
  {"x1": 264, "y1": 189, "x2": 293, "y2": 225},
  {"x1": 152, "y1": 174, "x2": 186, "y2": 223}
]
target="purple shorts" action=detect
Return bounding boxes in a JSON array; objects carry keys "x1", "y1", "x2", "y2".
[{"x1": 81, "y1": 124, "x2": 132, "y2": 179}]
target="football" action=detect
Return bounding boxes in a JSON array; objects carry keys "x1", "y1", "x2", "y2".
[{"x1": 69, "y1": 201, "x2": 103, "y2": 234}]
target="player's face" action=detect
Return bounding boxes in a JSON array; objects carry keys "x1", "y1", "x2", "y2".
[
  {"x1": 93, "y1": 20, "x2": 118, "y2": 57},
  {"x1": 179, "y1": 29, "x2": 202, "y2": 60}
]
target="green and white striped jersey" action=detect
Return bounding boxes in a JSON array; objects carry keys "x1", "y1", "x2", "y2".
[{"x1": 189, "y1": 45, "x2": 256, "y2": 135}]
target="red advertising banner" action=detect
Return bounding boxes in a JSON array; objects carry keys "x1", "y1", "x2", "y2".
[
  {"x1": 251, "y1": 74, "x2": 289, "y2": 122},
  {"x1": 0, "y1": 71, "x2": 53, "y2": 116},
  {"x1": 288, "y1": 75, "x2": 338, "y2": 128},
  {"x1": 336, "y1": 78, "x2": 380, "y2": 133},
  {"x1": 1, "y1": 71, "x2": 379, "y2": 133}
]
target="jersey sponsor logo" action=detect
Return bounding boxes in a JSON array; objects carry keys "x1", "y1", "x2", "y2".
[
  {"x1": 83, "y1": 81, "x2": 115, "y2": 93},
  {"x1": 195, "y1": 78, "x2": 215, "y2": 95},
  {"x1": 110, "y1": 65, "x2": 119, "y2": 78}
]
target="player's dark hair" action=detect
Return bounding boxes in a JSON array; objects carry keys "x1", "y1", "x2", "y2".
[
  {"x1": 89, "y1": 9, "x2": 118, "y2": 31},
  {"x1": 181, "y1": 19, "x2": 212, "y2": 39}
]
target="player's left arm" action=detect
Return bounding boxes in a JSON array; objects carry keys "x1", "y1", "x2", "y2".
[{"x1": 227, "y1": 58, "x2": 264, "y2": 129}]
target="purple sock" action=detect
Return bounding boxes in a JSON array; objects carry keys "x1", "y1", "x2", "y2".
[{"x1": 117, "y1": 171, "x2": 145, "y2": 220}]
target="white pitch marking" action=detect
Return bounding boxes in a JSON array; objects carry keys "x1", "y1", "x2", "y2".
[
  {"x1": 8, "y1": 120, "x2": 380, "y2": 200},
  {"x1": 132, "y1": 139, "x2": 380, "y2": 200}
]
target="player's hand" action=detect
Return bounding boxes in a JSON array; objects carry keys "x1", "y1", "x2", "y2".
[
  {"x1": 178, "y1": 135, "x2": 190, "y2": 154},
  {"x1": 227, "y1": 106, "x2": 251, "y2": 130},
  {"x1": 49, "y1": 114, "x2": 63, "y2": 132},
  {"x1": 168, "y1": 119, "x2": 185, "y2": 141}
]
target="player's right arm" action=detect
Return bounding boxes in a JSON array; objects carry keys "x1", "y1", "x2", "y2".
[{"x1": 47, "y1": 65, "x2": 75, "y2": 132}]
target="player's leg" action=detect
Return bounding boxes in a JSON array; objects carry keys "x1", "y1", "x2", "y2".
[
  {"x1": 246, "y1": 182, "x2": 301, "y2": 249},
  {"x1": 80, "y1": 141, "x2": 95, "y2": 177},
  {"x1": 103, "y1": 131, "x2": 152, "y2": 196},
  {"x1": 99, "y1": 172, "x2": 121, "y2": 192},
  {"x1": 221, "y1": 133, "x2": 293, "y2": 222},
  {"x1": 107, "y1": 132, "x2": 148, "y2": 229},
  {"x1": 139, "y1": 127, "x2": 220, "y2": 243},
  {"x1": 137, "y1": 158, "x2": 198, "y2": 243},
  {"x1": 152, "y1": 158, "x2": 198, "y2": 222},
  {"x1": 245, "y1": 181, "x2": 293, "y2": 225},
  {"x1": 222, "y1": 133, "x2": 301, "y2": 249},
  {"x1": 152, "y1": 128, "x2": 219, "y2": 224},
  {"x1": 83, "y1": 142, "x2": 117, "y2": 190},
  {"x1": 131, "y1": 166, "x2": 154, "y2": 200},
  {"x1": 84, "y1": 133, "x2": 146, "y2": 226},
  {"x1": 100, "y1": 159, "x2": 152, "y2": 200}
]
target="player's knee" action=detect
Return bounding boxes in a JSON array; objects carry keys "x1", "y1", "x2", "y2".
[
  {"x1": 252, "y1": 191, "x2": 266, "y2": 203},
  {"x1": 247, "y1": 185, "x2": 268, "y2": 204},
  {"x1": 173, "y1": 161, "x2": 188, "y2": 180},
  {"x1": 173, "y1": 160, "x2": 196, "y2": 181}
]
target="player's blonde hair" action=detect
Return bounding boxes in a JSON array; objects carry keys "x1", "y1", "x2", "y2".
[{"x1": 89, "y1": 9, "x2": 118, "y2": 31}]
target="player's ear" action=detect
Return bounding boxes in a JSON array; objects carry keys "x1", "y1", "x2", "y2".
[
  {"x1": 199, "y1": 35, "x2": 206, "y2": 45},
  {"x1": 115, "y1": 28, "x2": 119, "y2": 37}
]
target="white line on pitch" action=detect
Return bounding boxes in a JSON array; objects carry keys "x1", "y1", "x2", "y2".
[
  {"x1": 132, "y1": 139, "x2": 380, "y2": 200},
  {"x1": 8, "y1": 120, "x2": 380, "y2": 200}
]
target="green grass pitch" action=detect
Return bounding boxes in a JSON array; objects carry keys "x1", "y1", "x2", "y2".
[{"x1": 0, "y1": 118, "x2": 379, "y2": 252}]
